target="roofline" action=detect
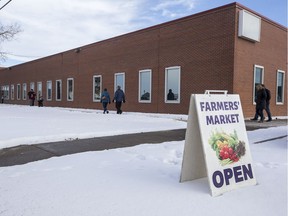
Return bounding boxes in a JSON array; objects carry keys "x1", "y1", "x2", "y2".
[
  {"x1": 8, "y1": 2, "x2": 287, "y2": 69},
  {"x1": 235, "y1": 2, "x2": 287, "y2": 30},
  {"x1": 8, "y1": 2, "x2": 239, "y2": 69}
]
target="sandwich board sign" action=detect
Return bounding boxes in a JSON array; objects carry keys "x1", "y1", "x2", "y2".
[{"x1": 180, "y1": 90, "x2": 257, "y2": 196}]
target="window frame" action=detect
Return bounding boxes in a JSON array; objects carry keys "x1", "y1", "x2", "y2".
[
  {"x1": 253, "y1": 65, "x2": 264, "y2": 104},
  {"x1": 56, "y1": 79, "x2": 62, "y2": 101},
  {"x1": 93, "y1": 75, "x2": 102, "y2": 102},
  {"x1": 276, "y1": 70, "x2": 285, "y2": 105},
  {"x1": 10, "y1": 84, "x2": 14, "y2": 100},
  {"x1": 30, "y1": 82, "x2": 35, "y2": 92},
  {"x1": 37, "y1": 82, "x2": 42, "y2": 100},
  {"x1": 46, "y1": 80, "x2": 52, "y2": 101},
  {"x1": 16, "y1": 84, "x2": 21, "y2": 100},
  {"x1": 2, "y1": 85, "x2": 9, "y2": 100},
  {"x1": 67, "y1": 78, "x2": 74, "y2": 101},
  {"x1": 22, "y1": 83, "x2": 27, "y2": 100},
  {"x1": 139, "y1": 69, "x2": 152, "y2": 103},
  {"x1": 114, "y1": 72, "x2": 125, "y2": 93},
  {"x1": 165, "y1": 66, "x2": 181, "y2": 104}
]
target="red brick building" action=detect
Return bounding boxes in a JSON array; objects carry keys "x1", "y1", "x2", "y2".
[{"x1": 0, "y1": 2, "x2": 287, "y2": 118}]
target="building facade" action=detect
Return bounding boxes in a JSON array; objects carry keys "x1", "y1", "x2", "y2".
[{"x1": 0, "y1": 2, "x2": 287, "y2": 118}]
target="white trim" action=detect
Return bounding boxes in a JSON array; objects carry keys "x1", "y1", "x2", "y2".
[
  {"x1": 276, "y1": 70, "x2": 285, "y2": 105},
  {"x1": 253, "y1": 65, "x2": 264, "y2": 105},
  {"x1": 165, "y1": 66, "x2": 181, "y2": 104},
  {"x1": 37, "y1": 81, "x2": 42, "y2": 100},
  {"x1": 138, "y1": 69, "x2": 152, "y2": 103},
  {"x1": 56, "y1": 79, "x2": 62, "y2": 101},
  {"x1": 30, "y1": 82, "x2": 35, "y2": 92},
  {"x1": 2, "y1": 85, "x2": 9, "y2": 100},
  {"x1": 10, "y1": 84, "x2": 14, "y2": 100},
  {"x1": 46, "y1": 80, "x2": 52, "y2": 101},
  {"x1": 22, "y1": 83, "x2": 27, "y2": 100},
  {"x1": 16, "y1": 84, "x2": 21, "y2": 100},
  {"x1": 114, "y1": 72, "x2": 125, "y2": 93},
  {"x1": 93, "y1": 75, "x2": 102, "y2": 102},
  {"x1": 67, "y1": 78, "x2": 74, "y2": 101}
]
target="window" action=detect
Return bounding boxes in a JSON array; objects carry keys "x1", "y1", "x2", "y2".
[
  {"x1": 276, "y1": 70, "x2": 285, "y2": 104},
  {"x1": 23, "y1": 83, "x2": 27, "y2": 100},
  {"x1": 47, "y1": 81, "x2": 52, "y2": 101},
  {"x1": 30, "y1": 82, "x2": 35, "y2": 92},
  {"x1": 165, "y1": 66, "x2": 181, "y2": 103},
  {"x1": 93, "y1": 75, "x2": 102, "y2": 102},
  {"x1": 139, "y1": 69, "x2": 152, "y2": 103},
  {"x1": 17, "y1": 84, "x2": 21, "y2": 100},
  {"x1": 253, "y1": 65, "x2": 264, "y2": 104},
  {"x1": 1, "y1": 85, "x2": 9, "y2": 100},
  {"x1": 37, "y1": 82, "x2": 42, "y2": 100},
  {"x1": 11, "y1": 85, "x2": 14, "y2": 100},
  {"x1": 56, "y1": 80, "x2": 62, "y2": 101},
  {"x1": 67, "y1": 78, "x2": 74, "y2": 101},
  {"x1": 115, "y1": 73, "x2": 125, "y2": 92}
]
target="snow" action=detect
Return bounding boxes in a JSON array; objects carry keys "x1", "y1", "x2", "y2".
[
  {"x1": 0, "y1": 104, "x2": 287, "y2": 216},
  {"x1": 0, "y1": 104, "x2": 187, "y2": 148}
]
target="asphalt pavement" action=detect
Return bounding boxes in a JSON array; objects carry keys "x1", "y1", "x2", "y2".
[{"x1": 0, "y1": 119, "x2": 287, "y2": 167}]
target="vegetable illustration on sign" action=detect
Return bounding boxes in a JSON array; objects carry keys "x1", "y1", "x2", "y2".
[{"x1": 209, "y1": 130, "x2": 246, "y2": 166}]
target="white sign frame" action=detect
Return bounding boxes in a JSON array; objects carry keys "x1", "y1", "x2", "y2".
[{"x1": 180, "y1": 92, "x2": 257, "y2": 196}]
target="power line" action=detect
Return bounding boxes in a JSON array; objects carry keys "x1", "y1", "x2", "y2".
[
  {"x1": 0, "y1": 0, "x2": 12, "y2": 11},
  {"x1": 2, "y1": 52, "x2": 42, "y2": 59}
]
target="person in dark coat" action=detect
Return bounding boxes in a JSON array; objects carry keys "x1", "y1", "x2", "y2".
[
  {"x1": 100, "y1": 88, "x2": 111, "y2": 114},
  {"x1": 28, "y1": 89, "x2": 36, "y2": 106},
  {"x1": 254, "y1": 84, "x2": 267, "y2": 123},
  {"x1": 38, "y1": 96, "x2": 44, "y2": 107},
  {"x1": 113, "y1": 86, "x2": 125, "y2": 114},
  {"x1": 262, "y1": 84, "x2": 272, "y2": 122}
]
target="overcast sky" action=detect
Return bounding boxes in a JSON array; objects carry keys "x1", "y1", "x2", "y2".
[{"x1": 0, "y1": 0, "x2": 287, "y2": 67}]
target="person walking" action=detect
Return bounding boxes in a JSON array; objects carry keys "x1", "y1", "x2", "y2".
[
  {"x1": 113, "y1": 86, "x2": 125, "y2": 114},
  {"x1": 262, "y1": 84, "x2": 272, "y2": 122},
  {"x1": 253, "y1": 84, "x2": 266, "y2": 123},
  {"x1": 251, "y1": 84, "x2": 272, "y2": 122},
  {"x1": 38, "y1": 96, "x2": 44, "y2": 107},
  {"x1": 28, "y1": 89, "x2": 36, "y2": 106},
  {"x1": 100, "y1": 88, "x2": 111, "y2": 114}
]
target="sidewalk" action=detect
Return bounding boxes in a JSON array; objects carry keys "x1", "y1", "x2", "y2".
[{"x1": 0, "y1": 119, "x2": 287, "y2": 167}]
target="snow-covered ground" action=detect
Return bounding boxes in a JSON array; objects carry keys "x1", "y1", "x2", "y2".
[
  {"x1": 0, "y1": 104, "x2": 187, "y2": 148},
  {"x1": 0, "y1": 104, "x2": 287, "y2": 216}
]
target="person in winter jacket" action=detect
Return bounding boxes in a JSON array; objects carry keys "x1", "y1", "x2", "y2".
[
  {"x1": 253, "y1": 84, "x2": 267, "y2": 123},
  {"x1": 113, "y1": 86, "x2": 125, "y2": 114},
  {"x1": 28, "y1": 89, "x2": 36, "y2": 106},
  {"x1": 38, "y1": 95, "x2": 44, "y2": 107},
  {"x1": 100, "y1": 88, "x2": 111, "y2": 114},
  {"x1": 262, "y1": 84, "x2": 272, "y2": 121}
]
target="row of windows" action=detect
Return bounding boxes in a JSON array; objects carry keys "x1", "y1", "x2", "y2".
[
  {"x1": 93, "y1": 67, "x2": 181, "y2": 103},
  {"x1": 0, "y1": 66, "x2": 181, "y2": 104},
  {"x1": 1, "y1": 79, "x2": 74, "y2": 102},
  {"x1": 1, "y1": 66, "x2": 285, "y2": 105},
  {"x1": 253, "y1": 65, "x2": 285, "y2": 104}
]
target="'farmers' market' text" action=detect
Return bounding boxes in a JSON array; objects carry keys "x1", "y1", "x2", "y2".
[{"x1": 200, "y1": 101, "x2": 240, "y2": 126}]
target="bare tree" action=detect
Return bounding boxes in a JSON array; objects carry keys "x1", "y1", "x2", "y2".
[{"x1": 0, "y1": 22, "x2": 22, "y2": 61}]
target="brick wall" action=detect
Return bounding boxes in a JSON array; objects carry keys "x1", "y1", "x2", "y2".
[
  {"x1": 0, "y1": 3, "x2": 286, "y2": 117},
  {"x1": 234, "y1": 5, "x2": 287, "y2": 117}
]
